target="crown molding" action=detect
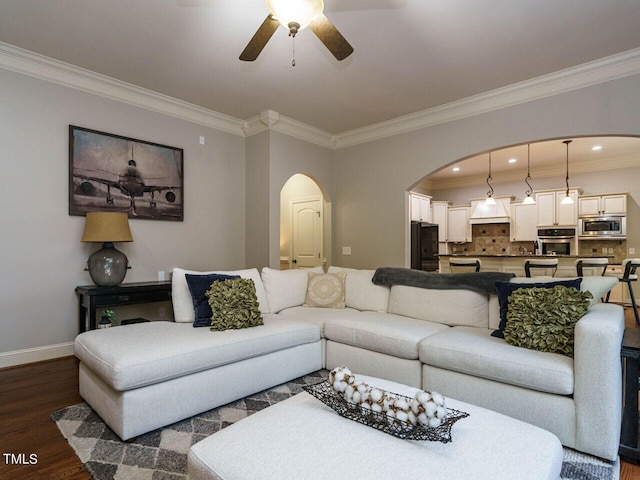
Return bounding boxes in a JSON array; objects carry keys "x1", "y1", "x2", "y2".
[
  {"x1": 426, "y1": 153, "x2": 640, "y2": 191},
  {"x1": 0, "y1": 42, "x2": 246, "y2": 136},
  {"x1": 2, "y1": 41, "x2": 640, "y2": 150},
  {"x1": 333, "y1": 47, "x2": 640, "y2": 149},
  {"x1": 243, "y1": 110, "x2": 335, "y2": 149}
]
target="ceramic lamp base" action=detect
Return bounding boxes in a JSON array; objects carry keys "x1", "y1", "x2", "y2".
[{"x1": 87, "y1": 242, "x2": 129, "y2": 287}]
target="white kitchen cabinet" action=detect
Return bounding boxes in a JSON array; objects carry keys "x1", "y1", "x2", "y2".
[
  {"x1": 578, "y1": 193, "x2": 627, "y2": 216},
  {"x1": 511, "y1": 202, "x2": 537, "y2": 241},
  {"x1": 410, "y1": 193, "x2": 431, "y2": 222},
  {"x1": 536, "y1": 189, "x2": 579, "y2": 226},
  {"x1": 448, "y1": 206, "x2": 472, "y2": 243},
  {"x1": 431, "y1": 201, "x2": 449, "y2": 242}
]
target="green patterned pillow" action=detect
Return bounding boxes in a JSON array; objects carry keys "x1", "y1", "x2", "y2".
[
  {"x1": 503, "y1": 285, "x2": 592, "y2": 357},
  {"x1": 205, "y1": 278, "x2": 264, "y2": 331}
]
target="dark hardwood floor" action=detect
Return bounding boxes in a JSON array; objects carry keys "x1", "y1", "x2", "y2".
[
  {"x1": 1, "y1": 308, "x2": 640, "y2": 480},
  {"x1": 0, "y1": 356, "x2": 88, "y2": 480}
]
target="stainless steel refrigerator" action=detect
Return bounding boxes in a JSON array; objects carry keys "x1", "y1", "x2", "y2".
[{"x1": 411, "y1": 221, "x2": 439, "y2": 271}]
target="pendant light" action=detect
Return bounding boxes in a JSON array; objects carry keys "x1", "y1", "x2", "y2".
[
  {"x1": 560, "y1": 140, "x2": 574, "y2": 205},
  {"x1": 522, "y1": 144, "x2": 536, "y2": 204},
  {"x1": 485, "y1": 152, "x2": 496, "y2": 205}
]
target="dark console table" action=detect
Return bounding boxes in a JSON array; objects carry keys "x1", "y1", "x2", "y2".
[
  {"x1": 76, "y1": 281, "x2": 172, "y2": 333},
  {"x1": 621, "y1": 327, "x2": 640, "y2": 463}
]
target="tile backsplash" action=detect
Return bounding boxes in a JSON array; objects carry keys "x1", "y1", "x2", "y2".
[
  {"x1": 446, "y1": 223, "x2": 626, "y2": 264},
  {"x1": 578, "y1": 240, "x2": 625, "y2": 265},
  {"x1": 470, "y1": 224, "x2": 512, "y2": 254},
  {"x1": 449, "y1": 223, "x2": 514, "y2": 255}
]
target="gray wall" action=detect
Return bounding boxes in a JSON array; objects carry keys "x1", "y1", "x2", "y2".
[
  {"x1": 333, "y1": 74, "x2": 640, "y2": 268},
  {"x1": 268, "y1": 131, "x2": 334, "y2": 269},
  {"x1": 0, "y1": 68, "x2": 246, "y2": 363},
  {"x1": 245, "y1": 131, "x2": 271, "y2": 271}
]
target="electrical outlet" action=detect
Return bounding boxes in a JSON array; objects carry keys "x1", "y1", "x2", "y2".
[
  {"x1": 158, "y1": 270, "x2": 166, "y2": 281},
  {"x1": 630, "y1": 247, "x2": 636, "y2": 255},
  {"x1": 342, "y1": 246, "x2": 352, "y2": 255},
  {"x1": 199, "y1": 136, "x2": 205, "y2": 145},
  {"x1": 602, "y1": 247, "x2": 607, "y2": 254},
  {"x1": 608, "y1": 248, "x2": 614, "y2": 254}
]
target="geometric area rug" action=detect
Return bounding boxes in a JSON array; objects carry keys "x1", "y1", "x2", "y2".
[{"x1": 52, "y1": 370, "x2": 619, "y2": 480}]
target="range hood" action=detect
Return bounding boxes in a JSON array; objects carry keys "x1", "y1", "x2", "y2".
[{"x1": 469, "y1": 196, "x2": 514, "y2": 224}]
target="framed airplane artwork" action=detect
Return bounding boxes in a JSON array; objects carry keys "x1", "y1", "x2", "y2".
[{"x1": 69, "y1": 126, "x2": 184, "y2": 221}]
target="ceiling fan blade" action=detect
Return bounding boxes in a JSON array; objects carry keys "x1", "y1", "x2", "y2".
[
  {"x1": 239, "y1": 15, "x2": 280, "y2": 61},
  {"x1": 308, "y1": 14, "x2": 354, "y2": 61}
]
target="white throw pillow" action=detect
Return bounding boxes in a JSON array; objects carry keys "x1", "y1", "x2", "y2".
[
  {"x1": 328, "y1": 267, "x2": 390, "y2": 312},
  {"x1": 172, "y1": 267, "x2": 270, "y2": 322},
  {"x1": 304, "y1": 272, "x2": 346, "y2": 308},
  {"x1": 261, "y1": 267, "x2": 322, "y2": 313}
]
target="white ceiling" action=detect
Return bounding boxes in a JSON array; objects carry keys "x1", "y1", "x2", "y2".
[{"x1": 1, "y1": 0, "x2": 640, "y2": 134}]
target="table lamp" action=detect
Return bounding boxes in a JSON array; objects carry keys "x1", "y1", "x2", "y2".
[{"x1": 81, "y1": 212, "x2": 133, "y2": 286}]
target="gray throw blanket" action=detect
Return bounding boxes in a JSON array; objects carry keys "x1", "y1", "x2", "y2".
[{"x1": 372, "y1": 267, "x2": 515, "y2": 295}]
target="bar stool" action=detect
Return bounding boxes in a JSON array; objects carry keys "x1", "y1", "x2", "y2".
[
  {"x1": 575, "y1": 258, "x2": 609, "y2": 277},
  {"x1": 605, "y1": 258, "x2": 640, "y2": 326},
  {"x1": 524, "y1": 258, "x2": 558, "y2": 277},
  {"x1": 450, "y1": 257, "x2": 481, "y2": 273}
]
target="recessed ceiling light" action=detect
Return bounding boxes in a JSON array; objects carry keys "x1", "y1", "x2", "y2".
[
  {"x1": 452, "y1": 167, "x2": 460, "y2": 172},
  {"x1": 508, "y1": 158, "x2": 517, "y2": 164},
  {"x1": 592, "y1": 145, "x2": 602, "y2": 151}
]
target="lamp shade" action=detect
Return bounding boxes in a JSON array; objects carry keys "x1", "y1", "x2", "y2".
[{"x1": 81, "y1": 212, "x2": 133, "y2": 243}]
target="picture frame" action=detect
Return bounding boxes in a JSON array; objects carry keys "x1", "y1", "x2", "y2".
[{"x1": 69, "y1": 126, "x2": 184, "y2": 221}]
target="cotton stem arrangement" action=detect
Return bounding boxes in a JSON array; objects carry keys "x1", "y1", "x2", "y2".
[{"x1": 328, "y1": 366, "x2": 447, "y2": 428}]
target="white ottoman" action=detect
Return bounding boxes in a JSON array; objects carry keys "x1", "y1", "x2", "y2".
[{"x1": 188, "y1": 376, "x2": 563, "y2": 480}]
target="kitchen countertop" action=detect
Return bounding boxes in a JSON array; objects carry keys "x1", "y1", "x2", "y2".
[{"x1": 438, "y1": 254, "x2": 614, "y2": 258}]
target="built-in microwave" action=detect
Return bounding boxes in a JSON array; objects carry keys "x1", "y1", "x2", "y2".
[{"x1": 578, "y1": 216, "x2": 626, "y2": 239}]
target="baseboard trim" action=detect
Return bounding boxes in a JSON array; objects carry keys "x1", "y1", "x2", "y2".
[{"x1": 0, "y1": 342, "x2": 74, "y2": 369}]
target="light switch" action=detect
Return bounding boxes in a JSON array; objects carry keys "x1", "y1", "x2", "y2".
[
  {"x1": 199, "y1": 136, "x2": 205, "y2": 145},
  {"x1": 630, "y1": 248, "x2": 636, "y2": 255}
]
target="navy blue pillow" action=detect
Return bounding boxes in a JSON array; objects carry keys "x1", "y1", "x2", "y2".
[
  {"x1": 491, "y1": 278, "x2": 582, "y2": 339},
  {"x1": 185, "y1": 274, "x2": 240, "y2": 327}
]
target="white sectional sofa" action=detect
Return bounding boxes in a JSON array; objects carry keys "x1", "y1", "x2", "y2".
[{"x1": 74, "y1": 265, "x2": 623, "y2": 461}]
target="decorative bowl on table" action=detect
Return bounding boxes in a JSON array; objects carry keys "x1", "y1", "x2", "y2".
[{"x1": 302, "y1": 367, "x2": 469, "y2": 443}]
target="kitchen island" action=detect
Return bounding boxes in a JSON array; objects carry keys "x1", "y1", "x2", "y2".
[{"x1": 438, "y1": 254, "x2": 613, "y2": 277}]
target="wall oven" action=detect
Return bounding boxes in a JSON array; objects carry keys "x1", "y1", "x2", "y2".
[
  {"x1": 578, "y1": 216, "x2": 626, "y2": 239},
  {"x1": 537, "y1": 228, "x2": 575, "y2": 256}
]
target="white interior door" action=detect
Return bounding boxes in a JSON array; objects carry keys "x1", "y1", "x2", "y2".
[{"x1": 291, "y1": 197, "x2": 323, "y2": 268}]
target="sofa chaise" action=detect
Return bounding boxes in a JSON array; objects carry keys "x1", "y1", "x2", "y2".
[{"x1": 73, "y1": 265, "x2": 623, "y2": 461}]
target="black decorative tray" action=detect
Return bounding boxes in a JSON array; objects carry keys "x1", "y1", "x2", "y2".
[{"x1": 302, "y1": 381, "x2": 469, "y2": 443}]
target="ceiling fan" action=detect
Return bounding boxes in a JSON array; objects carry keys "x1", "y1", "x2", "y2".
[{"x1": 239, "y1": 0, "x2": 354, "y2": 62}]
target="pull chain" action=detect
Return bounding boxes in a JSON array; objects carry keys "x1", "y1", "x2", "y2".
[{"x1": 291, "y1": 36, "x2": 296, "y2": 67}]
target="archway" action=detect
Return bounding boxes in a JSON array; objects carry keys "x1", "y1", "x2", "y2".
[
  {"x1": 280, "y1": 174, "x2": 332, "y2": 270},
  {"x1": 406, "y1": 135, "x2": 640, "y2": 269}
]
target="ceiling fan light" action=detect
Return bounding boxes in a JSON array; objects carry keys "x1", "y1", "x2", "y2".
[{"x1": 266, "y1": 0, "x2": 324, "y2": 31}]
